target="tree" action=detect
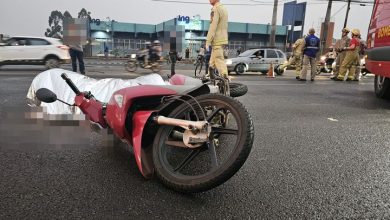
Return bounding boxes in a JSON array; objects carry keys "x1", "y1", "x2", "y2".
[
  {"x1": 63, "y1": 10, "x2": 73, "y2": 20},
  {"x1": 44, "y1": 10, "x2": 64, "y2": 38},
  {"x1": 78, "y1": 8, "x2": 91, "y2": 20},
  {"x1": 44, "y1": 9, "x2": 91, "y2": 38}
]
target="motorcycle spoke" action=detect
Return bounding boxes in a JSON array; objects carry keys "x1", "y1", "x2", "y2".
[
  {"x1": 207, "y1": 140, "x2": 218, "y2": 169},
  {"x1": 165, "y1": 140, "x2": 187, "y2": 148},
  {"x1": 174, "y1": 149, "x2": 201, "y2": 172},
  {"x1": 206, "y1": 107, "x2": 223, "y2": 121},
  {"x1": 212, "y1": 127, "x2": 238, "y2": 135},
  {"x1": 184, "y1": 112, "x2": 191, "y2": 121}
]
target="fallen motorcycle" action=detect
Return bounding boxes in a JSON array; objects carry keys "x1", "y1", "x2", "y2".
[
  {"x1": 317, "y1": 56, "x2": 335, "y2": 75},
  {"x1": 34, "y1": 73, "x2": 254, "y2": 193},
  {"x1": 125, "y1": 54, "x2": 162, "y2": 73}
]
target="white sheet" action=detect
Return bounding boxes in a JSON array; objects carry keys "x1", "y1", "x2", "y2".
[{"x1": 26, "y1": 69, "x2": 168, "y2": 114}]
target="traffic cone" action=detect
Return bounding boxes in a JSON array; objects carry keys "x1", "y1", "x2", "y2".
[{"x1": 266, "y1": 63, "x2": 275, "y2": 78}]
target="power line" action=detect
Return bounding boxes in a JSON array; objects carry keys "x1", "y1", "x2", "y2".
[
  {"x1": 150, "y1": 0, "x2": 364, "y2": 6},
  {"x1": 150, "y1": 0, "x2": 276, "y2": 5}
]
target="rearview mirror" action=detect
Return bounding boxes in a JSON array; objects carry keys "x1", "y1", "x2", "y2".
[{"x1": 36, "y1": 88, "x2": 57, "y2": 103}]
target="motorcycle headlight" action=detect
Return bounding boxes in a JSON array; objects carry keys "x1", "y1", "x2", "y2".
[
  {"x1": 131, "y1": 54, "x2": 136, "y2": 59},
  {"x1": 225, "y1": 59, "x2": 233, "y2": 65}
]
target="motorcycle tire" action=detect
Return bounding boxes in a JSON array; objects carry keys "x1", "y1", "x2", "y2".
[
  {"x1": 151, "y1": 62, "x2": 162, "y2": 73},
  {"x1": 152, "y1": 94, "x2": 254, "y2": 193},
  {"x1": 125, "y1": 61, "x2": 137, "y2": 72},
  {"x1": 229, "y1": 82, "x2": 248, "y2": 97}
]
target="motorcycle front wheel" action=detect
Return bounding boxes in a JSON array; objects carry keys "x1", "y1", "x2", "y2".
[
  {"x1": 125, "y1": 61, "x2": 137, "y2": 72},
  {"x1": 152, "y1": 94, "x2": 254, "y2": 193},
  {"x1": 151, "y1": 62, "x2": 162, "y2": 73}
]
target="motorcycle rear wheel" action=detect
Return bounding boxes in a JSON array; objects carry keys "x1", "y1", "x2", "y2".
[
  {"x1": 229, "y1": 82, "x2": 248, "y2": 97},
  {"x1": 152, "y1": 94, "x2": 254, "y2": 193},
  {"x1": 125, "y1": 61, "x2": 137, "y2": 72}
]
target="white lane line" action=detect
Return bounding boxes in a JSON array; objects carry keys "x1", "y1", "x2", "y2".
[{"x1": 327, "y1": 118, "x2": 339, "y2": 122}]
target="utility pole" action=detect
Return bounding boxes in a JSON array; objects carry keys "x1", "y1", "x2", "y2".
[
  {"x1": 270, "y1": 0, "x2": 278, "y2": 47},
  {"x1": 320, "y1": 0, "x2": 333, "y2": 55},
  {"x1": 343, "y1": 0, "x2": 352, "y2": 28}
]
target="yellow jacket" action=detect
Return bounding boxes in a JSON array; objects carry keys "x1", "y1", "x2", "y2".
[
  {"x1": 293, "y1": 38, "x2": 305, "y2": 56},
  {"x1": 206, "y1": 2, "x2": 228, "y2": 47}
]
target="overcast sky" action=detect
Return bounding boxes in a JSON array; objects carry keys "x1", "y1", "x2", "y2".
[{"x1": 0, "y1": 0, "x2": 373, "y2": 39}]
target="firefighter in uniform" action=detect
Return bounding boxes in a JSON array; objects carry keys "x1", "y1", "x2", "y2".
[
  {"x1": 206, "y1": 0, "x2": 229, "y2": 79},
  {"x1": 336, "y1": 29, "x2": 361, "y2": 81},
  {"x1": 279, "y1": 36, "x2": 305, "y2": 80},
  {"x1": 354, "y1": 34, "x2": 365, "y2": 81},
  {"x1": 331, "y1": 28, "x2": 351, "y2": 80}
]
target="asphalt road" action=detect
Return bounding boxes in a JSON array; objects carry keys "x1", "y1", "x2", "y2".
[{"x1": 0, "y1": 66, "x2": 390, "y2": 219}]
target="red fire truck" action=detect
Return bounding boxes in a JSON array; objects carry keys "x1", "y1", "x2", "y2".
[{"x1": 366, "y1": 0, "x2": 390, "y2": 99}]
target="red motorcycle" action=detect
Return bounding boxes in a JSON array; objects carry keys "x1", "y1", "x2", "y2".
[{"x1": 36, "y1": 73, "x2": 254, "y2": 193}]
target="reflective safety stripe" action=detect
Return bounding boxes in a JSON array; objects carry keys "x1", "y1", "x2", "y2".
[{"x1": 306, "y1": 47, "x2": 319, "y2": 49}]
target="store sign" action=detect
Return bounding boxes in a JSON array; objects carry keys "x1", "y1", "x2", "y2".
[
  {"x1": 177, "y1": 15, "x2": 201, "y2": 31},
  {"x1": 90, "y1": 18, "x2": 101, "y2": 26},
  {"x1": 178, "y1": 15, "x2": 190, "y2": 24}
]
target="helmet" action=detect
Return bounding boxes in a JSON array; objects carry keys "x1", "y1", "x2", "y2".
[
  {"x1": 153, "y1": 40, "x2": 160, "y2": 45},
  {"x1": 342, "y1": 28, "x2": 350, "y2": 33},
  {"x1": 351, "y1": 29, "x2": 360, "y2": 36}
]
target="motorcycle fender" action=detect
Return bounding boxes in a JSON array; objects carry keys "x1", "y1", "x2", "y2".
[
  {"x1": 132, "y1": 111, "x2": 155, "y2": 179},
  {"x1": 105, "y1": 85, "x2": 177, "y2": 140}
]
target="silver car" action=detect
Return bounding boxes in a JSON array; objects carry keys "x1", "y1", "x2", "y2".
[{"x1": 226, "y1": 48, "x2": 287, "y2": 75}]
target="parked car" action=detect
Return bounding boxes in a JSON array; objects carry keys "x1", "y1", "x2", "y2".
[
  {"x1": 366, "y1": 0, "x2": 390, "y2": 99},
  {"x1": 225, "y1": 48, "x2": 287, "y2": 75},
  {"x1": 0, "y1": 36, "x2": 71, "y2": 69}
]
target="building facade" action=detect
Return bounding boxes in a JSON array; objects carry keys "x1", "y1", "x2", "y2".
[{"x1": 89, "y1": 16, "x2": 288, "y2": 58}]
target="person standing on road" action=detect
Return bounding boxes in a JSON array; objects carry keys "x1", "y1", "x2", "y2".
[
  {"x1": 104, "y1": 45, "x2": 109, "y2": 59},
  {"x1": 354, "y1": 35, "x2": 366, "y2": 81},
  {"x1": 185, "y1": 47, "x2": 190, "y2": 60},
  {"x1": 168, "y1": 47, "x2": 178, "y2": 77},
  {"x1": 206, "y1": 0, "x2": 229, "y2": 79},
  {"x1": 331, "y1": 28, "x2": 351, "y2": 80},
  {"x1": 69, "y1": 44, "x2": 85, "y2": 75},
  {"x1": 336, "y1": 29, "x2": 361, "y2": 81},
  {"x1": 279, "y1": 36, "x2": 305, "y2": 80},
  {"x1": 299, "y1": 28, "x2": 320, "y2": 81}
]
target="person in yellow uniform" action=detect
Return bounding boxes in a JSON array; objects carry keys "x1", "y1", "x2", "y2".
[
  {"x1": 335, "y1": 29, "x2": 361, "y2": 81},
  {"x1": 278, "y1": 36, "x2": 305, "y2": 80},
  {"x1": 206, "y1": 0, "x2": 229, "y2": 79},
  {"x1": 331, "y1": 28, "x2": 350, "y2": 80}
]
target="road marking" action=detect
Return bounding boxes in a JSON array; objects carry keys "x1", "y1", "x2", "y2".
[{"x1": 327, "y1": 118, "x2": 338, "y2": 122}]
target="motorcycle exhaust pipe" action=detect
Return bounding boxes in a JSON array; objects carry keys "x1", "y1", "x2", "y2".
[{"x1": 154, "y1": 116, "x2": 208, "y2": 131}]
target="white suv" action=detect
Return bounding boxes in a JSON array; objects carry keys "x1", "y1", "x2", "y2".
[{"x1": 0, "y1": 36, "x2": 71, "y2": 69}]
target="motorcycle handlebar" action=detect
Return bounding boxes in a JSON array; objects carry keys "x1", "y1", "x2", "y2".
[{"x1": 61, "y1": 73, "x2": 81, "y2": 95}]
